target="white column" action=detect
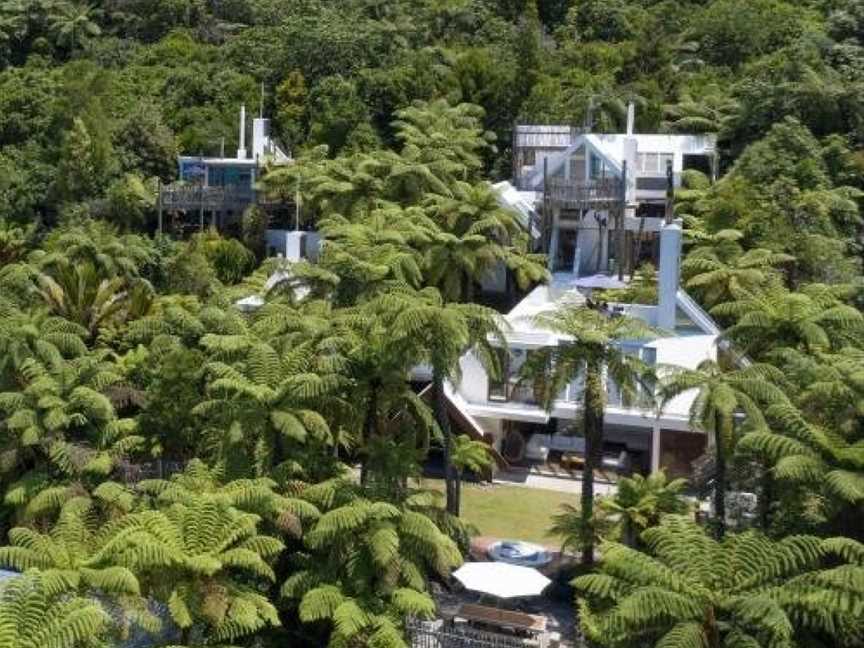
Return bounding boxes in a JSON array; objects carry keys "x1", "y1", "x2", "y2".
[
  {"x1": 651, "y1": 423, "x2": 662, "y2": 473},
  {"x1": 657, "y1": 218, "x2": 683, "y2": 331}
]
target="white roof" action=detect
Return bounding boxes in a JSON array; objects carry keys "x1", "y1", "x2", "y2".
[{"x1": 492, "y1": 181, "x2": 541, "y2": 238}]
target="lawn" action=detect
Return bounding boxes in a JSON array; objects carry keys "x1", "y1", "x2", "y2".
[{"x1": 419, "y1": 479, "x2": 575, "y2": 546}]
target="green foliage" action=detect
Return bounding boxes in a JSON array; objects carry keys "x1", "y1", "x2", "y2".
[
  {"x1": 284, "y1": 480, "x2": 461, "y2": 647},
  {"x1": 574, "y1": 516, "x2": 864, "y2": 648},
  {"x1": 0, "y1": 569, "x2": 109, "y2": 648}
]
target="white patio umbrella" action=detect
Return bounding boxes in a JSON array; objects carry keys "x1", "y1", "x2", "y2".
[{"x1": 452, "y1": 562, "x2": 551, "y2": 599}]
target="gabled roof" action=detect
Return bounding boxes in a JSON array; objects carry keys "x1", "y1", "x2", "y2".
[{"x1": 522, "y1": 134, "x2": 624, "y2": 191}]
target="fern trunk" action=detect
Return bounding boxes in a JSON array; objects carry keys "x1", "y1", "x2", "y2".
[
  {"x1": 713, "y1": 410, "x2": 726, "y2": 540},
  {"x1": 360, "y1": 380, "x2": 379, "y2": 487},
  {"x1": 759, "y1": 461, "x2": 773, "y2": 531},
  {"x1": 433, "y1": 366, "x2": 458, "y2": 516},
  {"x1": 581, "y1": 358, "x2": 604, "y2": 566}
]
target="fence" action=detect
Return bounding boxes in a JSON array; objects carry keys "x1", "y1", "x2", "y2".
[{"x1": 407, "y1": 620, "x2": 532, "y2": 648}]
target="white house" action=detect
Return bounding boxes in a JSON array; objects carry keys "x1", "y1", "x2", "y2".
[
  {"x1": 448, "y1": 217, "x2": 720, "y2": 477},
  {"x1": 495, "y1": 106, "x2": 717, "y2": 280}
]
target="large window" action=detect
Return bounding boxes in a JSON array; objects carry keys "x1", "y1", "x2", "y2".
[
  {"x1": 487, "y1": 348, "x2": 545, "y2": 404},
  {"x1": 607, "y1": 344, "x2": 658, "y2": 408},
  {"x1": 637, "y1": 152, "x2": 674, "y2": 175},
  {"x1": 488, "y1": 347, "x2": 509, "y2": 402}
]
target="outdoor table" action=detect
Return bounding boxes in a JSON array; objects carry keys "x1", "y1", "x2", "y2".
[{"x1": 455, "y1": 602, "x2": 548, "y2": 635}]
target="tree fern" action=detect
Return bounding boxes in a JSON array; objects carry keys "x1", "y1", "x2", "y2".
[{"x1": 573, "y1": 516, "x2": 864, "y2": 648}]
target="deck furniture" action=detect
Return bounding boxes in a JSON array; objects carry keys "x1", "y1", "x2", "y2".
[
  {"x1": 601, "y1": 450, "x2": 630, "y2": 474},
  {"x1": 560, "y1": 453, "x2": 584, "y2": 471},
  {"x1": 455, "y1": 603, "x2": 548, "y2": 646}
]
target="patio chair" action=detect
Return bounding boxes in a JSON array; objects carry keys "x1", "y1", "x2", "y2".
[
  {"x1": 601, "y1": 450, "x2": 631, "y2": 474},
  {"x1": 525, "y1": 434, "x2": 551, "y2": 462}
]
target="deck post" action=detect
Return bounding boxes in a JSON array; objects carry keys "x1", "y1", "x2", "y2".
[{"x1": 652, "y1": 423, "x2": 662, "y2": 473}]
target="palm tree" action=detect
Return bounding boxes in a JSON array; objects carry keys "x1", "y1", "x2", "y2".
[
  {"x1": 38, "y1": 219, "x2": 155, "y2": 281},
  {"x1": 712, "y1": 284, "x2": 864, "y2": 359},
  {"x1": 660, "y1": 360, "x2": 786, "y2": 538},
  {"x1": 449, "y1": 434, "x2": 493, "y2": 517},
  {"x1": 523, "y1": 306, "x2": 656, "y2": 565},
  {"x1": 423, "y1": 181, "x2": 546, "y2": 302},
  {"x1": 0, "y1": 570, "x2": 108, "y2": 648},
  {"x1": 391, "y1": 100, "x2": 491, "y2": 185},
  {"x1": 283, "y1": 478, "x2": 461, "y2": 648},
  {"x1": 34, "y1": 261, "x2": 141, "y2": 339},
  {"x1": 317, "y1": 206, "x2": 432, "y2": 305},
  {"x1": 547, "y1": 471, "x2": 689, "y2": 552},
  {"x1": 573, "y1": 516, "x2": 864, "y2": 648},
  {"x1": 136, "y1": 458, "x2": 321, "y2": 540},
  {"x1": 682, "y1": 229, "x2": 792, "y2": 309},
  {"x1": 738, "y1": 400, "x2": 864, "y2": 531},
  {"x1": 92, "y1": 494, "x2": 284, "y2": 645},
  {"x1": 380, "y1": 287, "x2": 505, "y2": 516},
  {"x1": 597, "y1": 470, "x2": 690, "y2": 547},
  {"x1": 194, "y1": 329, "x2": 345, "y2": 482},
  {"x1": 337, "y1": 299, "x2": 438, "y2": 489},
  {"x1": 49, "y1": 1, "x2": 101, "y2": 51}
]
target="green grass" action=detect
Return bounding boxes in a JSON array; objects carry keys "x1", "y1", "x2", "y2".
[{"x1": 419, "y1": 479, "x2": 574, "y2": 546}]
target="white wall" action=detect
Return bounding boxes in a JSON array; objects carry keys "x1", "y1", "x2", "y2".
[
  {"x1": 266, "y1": 231, "x2": 321, "y2": 262},
  {"x1": 458, "y1": 352, "x2": 490, "y2": 404},
  {"x1": 651, "y1": 334, "x2": 717, "y2": 418}
]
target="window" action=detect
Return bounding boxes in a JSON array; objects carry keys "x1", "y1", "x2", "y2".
[
  {"x1": 637, "y1": 152, "x2": 674, "y2": 174},
  {"x1": 589, "y1": 153, "x2": 604, "y2": 178},
  {"x1": 488, "y1": 348, "x2": 509, "y2": 402}
]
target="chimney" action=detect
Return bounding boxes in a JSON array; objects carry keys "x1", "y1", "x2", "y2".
[
  {"x1": 623, "y1": 101, "x2": 638, "y2": 204},
  {"x1": 657, "y1": 218, "x2": 682, "y2": 331},
  {"x1": 252, "y1": 118, "x2": 269, "y2": 160},
  {"x1": 237, "y1": 104, "x2": 247, "y2": 159}
]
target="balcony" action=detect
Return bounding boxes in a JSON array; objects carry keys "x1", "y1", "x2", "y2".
[{"x1": 546, "y1": 177, "x2": 624, "y2": 210}]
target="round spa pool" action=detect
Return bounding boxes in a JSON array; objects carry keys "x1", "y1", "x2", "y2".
[{"x1": 487, "y1": 540, "x2": 552, "y2": 567}]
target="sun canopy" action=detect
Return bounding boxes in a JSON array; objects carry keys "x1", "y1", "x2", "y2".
[{"x1": 453, "y1": 562, "x2": 551, "y2": 599}]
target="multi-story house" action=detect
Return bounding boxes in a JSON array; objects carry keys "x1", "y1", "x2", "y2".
[
  {"x1": 446, "y1": 222, "x2": 721, "y2": 478},
  {"x1": 158, "y1": 105, "x2": 301, "y2": 257},
  {"x1": 499, "y1": 105, "x2": 716, "y2": 277},
  {"x1": 452, "y1": 111, "x2": 722, "y2": 479}
]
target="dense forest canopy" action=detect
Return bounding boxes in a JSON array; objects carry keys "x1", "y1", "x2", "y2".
[{"x1": 2, "y1": 1, "x2": 864, "y2": 647}]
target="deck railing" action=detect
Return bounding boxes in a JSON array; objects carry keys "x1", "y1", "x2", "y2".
[
  {"x1": 407, "y1": 620, "x2": 531, "y2": 648},
  {"x1": 546, "y1": 178, "x2": 624, "y2": 209}
]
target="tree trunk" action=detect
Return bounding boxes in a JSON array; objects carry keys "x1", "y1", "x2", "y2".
[
  {"x1": 704, "y1": 607, "x2": 720, "y2": 648},
  {"x1": 360, "y1": 381, "x2": 379, "y2": 487},
  {"x1": 581, "y1": 358, "x2": 605, "y2": 566},
  {"x1": 434, "y1": 366, "x2": 459, "y2": 516},
  {"x1": 454, "y1": 468, "x2": 462, "y2": 518},
  {"x1": 760, "y1": 461, "x2": 773, "y2": 531},
  {"x1": 713, "y1": 411, "x2": 726, "y2": 540},
  {"x1": 462, "y1": 271, "x2": 475, "y2": 304},
  {"x1": 622, "y1": 517, "x2": 636, "y2": 549}
]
